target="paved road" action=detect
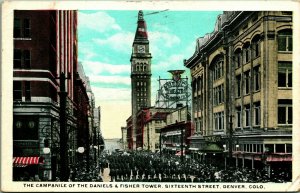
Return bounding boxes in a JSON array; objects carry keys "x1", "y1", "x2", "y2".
[{"x1": 101, "y1": 168, "x2": 111, "y2": 182}]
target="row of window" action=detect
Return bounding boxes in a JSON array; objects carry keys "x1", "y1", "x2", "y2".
[
  {"x1": 236, "y1": 102, "x2": 261, "y2": 128},
  {"x1": 236, "y1": 66, "x2": 260, "y2": 97},
  {"x1": 239, "y1": 143, "x2": 292, "y2": 154},
  {"x1": 135, "y1": 65, "x2": 147, "y2": 72},
  {"x1": 14, "y1": 18, "x2": 31, "y2": 38},
  {"x1": 233, "y1": 39, "x2": 260, "y2": 69},
  {"x1": 201, "y1": 99, "x2": 291, "y2": 132},
  {"x1": 233, "y1": 29, "x2": 292, "y2": 70},
  {"x1": 136, "y1": 81, "x2": 147, "y2": 87},
  {"x1": 137, "y1": 92, "x2": 147, "y2": 97}
]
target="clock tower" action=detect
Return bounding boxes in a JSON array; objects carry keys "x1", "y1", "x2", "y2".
[{"x1": 130, "y1": 10, "x2": 152, "y2": 149}]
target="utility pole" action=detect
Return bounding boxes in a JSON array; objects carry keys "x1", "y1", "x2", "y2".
[
  {"x1": 58, "y1": 72, "x2": 69, "y2": 182},
  {"x1": 159, "y1": 130, "x2": 162, "y2": 157},
  {"x1": 181, "y1": 123, "x2": 184, "y2": 164},
  {"x1": 228, "y1": 114, "x2": 233, "y2": 167},
  {"x1": 147, "y1": 124, "x2": 150, "y2": 151}
]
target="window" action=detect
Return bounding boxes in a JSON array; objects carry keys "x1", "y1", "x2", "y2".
[
  {"x1": 265, "y1": 144, "x2": 274, "y2": 153},
  {"x1": 252, "y1": 37, "x2": 260, "y2": 58},
  {"x1": 275, "y1": 144, "x2": 285, "y2": 153},
  {"x1": 244, "y1": 71, "x2": 250, "y2": 94},
  {"x1": 25, "y1": 81, "x2": 31, "y2": 101},
  {"x1": 14, "y1": 18, "x2": 21, "y2": 38},
  {"x1": 13, "y1": 49, "x2": 22, "y2": 68},
  {"x1": 253, "y1": 66, "x2": 260, "y2": 91},
  {"x1": 286, "y1": 144, "x2": 292, "y2": 153},
  {"x1": 199, "y1": 117, "x2": 202, "y2": 133},
  {"x1": 278, "y1": 29, "x2": 292, "y2": 52},
  {"x1": 236, "y1": 75, "x2": 242, "y2": 97},
  {"x1": 234, "y1": 49, "x2": 242, "y2": 68},
  {"x1": 253, "y1": 102, "x2": 261, "y2": 126},
  {"x1": 214, "y1": 111, "x2": 224, "y2": 130},
  {"x1": 13, "y1": 81, "x2": 22, "y2": 101},
  {"x1": 243, "y1": 44, "x2": 251, "y2": 64},
  {"x1": 13, "y1": 49, "x2": 31, "y2": 69},
  {"x1": 278, "y1": 62, "x2": 292, "y2": 88},
  {"x1": 13, "y1": 18, "x2": 31, "y2": 38},
  {"x1": 278, "y1": 99, "x2": 292, "y2": 124},
  {"x1": 213, "y1": 84, "x2": 224, "y2": 106},
  {"x1": 244, "y1": 104, "x2": 251, "y2": 127},
  {"x1": 213, "y1": 59, "x2": 224, "y2": 81},
  {"x1": 24, "y1": 50, "x2": 31, "y2": 68},
  {"x1": 23, "y1": 19, "x2": 31, "y2": 38},
  {"x1": 236, "y1": 106, "x2": 242, "y2": 128}
]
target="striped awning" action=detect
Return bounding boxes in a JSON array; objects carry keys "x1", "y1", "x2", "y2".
[{"x1": 13, "y1": 157, "x2": 44, "y2": 167}]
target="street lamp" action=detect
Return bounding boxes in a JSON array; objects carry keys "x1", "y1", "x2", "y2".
[
  {"x1": 235, "y1": 144, "x2": 239, "y2": 167},
  {"x1": 223, "y1": 144, "x2": 227, "y2": 170}
]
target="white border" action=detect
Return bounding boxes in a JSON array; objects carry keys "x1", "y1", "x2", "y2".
[{"x1": 1, "y1": 0, "x2": 300, "y2": 192}]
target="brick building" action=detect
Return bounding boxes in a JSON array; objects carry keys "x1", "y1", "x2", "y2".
[{"x1": 12, "y1": 10, "x2": 92, "y2": 181}]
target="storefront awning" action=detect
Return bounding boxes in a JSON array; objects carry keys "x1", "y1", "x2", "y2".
[
  {"x1": 201, "y1": 143, "x2": 223, "y2": 153},
  {"x1": 13, "y1": 157, "x2": 44, "y2": 167},
  {"x1": 175, "y1": 150, "x2": 185, "y2": 156}
]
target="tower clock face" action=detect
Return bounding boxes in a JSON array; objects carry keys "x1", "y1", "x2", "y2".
[{"x1": 137, "y1": 45, "x2": 145, "y2": 53}]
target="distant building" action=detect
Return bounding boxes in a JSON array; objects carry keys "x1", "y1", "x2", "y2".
[
  {"x1": 135, "y1": 107, "x2": 173, "y2": 151},
  {"x1": 121, "y1": 126, "x2": 127, "y2": 150},
  {"x1": 184, "y1": 11, "x2": 292, "y2": 175},
  {"x1": 104, "y1": 138, "x2": 123, "y2": 153},
  {"x1": 161, "y1": 106, "x2": 193, "y2": 156}
]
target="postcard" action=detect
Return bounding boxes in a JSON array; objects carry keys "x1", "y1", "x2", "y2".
[{"x1": 1, "y1": 0, "x2": 300, "y2": 192}]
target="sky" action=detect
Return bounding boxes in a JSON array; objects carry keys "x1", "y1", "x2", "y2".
[{"x1": 78, "y1": 10, "x2": 222, "y2": 139}]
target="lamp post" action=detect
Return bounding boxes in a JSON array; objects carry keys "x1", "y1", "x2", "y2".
[
  {"x1": 235, "y1": 144, "x2": 239, "y2": 168},
  {"x1": 223, "y1": 144, "x2": 227, "y2": 170},
  {"x1": 228, "y1": 114, "x2": 233, "y2": 168}
]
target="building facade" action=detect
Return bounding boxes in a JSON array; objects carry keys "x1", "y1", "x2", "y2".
[
  {"x1": 184, "y1": 11, "x2": 292, "y2": 176},
  {"x1": 135, "y1": 107, "x2": 173, "y2": 151},
  {"x1": 12, "y1": 10, "x2": 94, "y2": 181},
  {"x1": 161, "y1": 106, "x2": 193, "y2": 156},
  {"x1": 130, "y1": 10, "x2": 152, "y2": 149}
]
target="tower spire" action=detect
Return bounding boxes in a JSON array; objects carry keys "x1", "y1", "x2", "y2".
[{"x1": 134, "y1": 10, "x2": 148, "y2": 41}]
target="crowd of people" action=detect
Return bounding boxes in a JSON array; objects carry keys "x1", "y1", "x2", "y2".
[
  {"x1": 93, "y1": 150, "x2": 291, "y2": 183},
  {"x1": 15, "y1": 149, "x2": 290, "y2": 182}
]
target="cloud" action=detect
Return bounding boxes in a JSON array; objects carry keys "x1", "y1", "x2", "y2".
[
  {"x1": 149, "y1": 31, "x2": 180, "y2": 48},
  {"x1": 152, "y1": 54, "x2": 184, "y2": 71},
  {"x1": 82, "y1": 61, "x2": 130, "y2": 75},
  {"x1": 89, "y1": 75, "x2": 131, "y2": 86},
  {"x1": 78, "y1": 11, "x2": 121, "y2": 33},
  {"x1": 91, "y1": 86, "x2": 131, "y2": 102},
  {"x1": 93, "y1": 32, "x2": 134, "y2": 52}
]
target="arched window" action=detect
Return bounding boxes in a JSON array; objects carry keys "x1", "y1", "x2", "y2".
[
  {"x1": 242, "y1": 42, "x2": 251, "y2": 64},
  {"x1": 278, "y1": 29, "x2": 292, "y2": 52},
  {"x1": 212, "y1": 56, "x2": 224, "y2": 81},
  {"x1": 234, "y1": 48, "x2": 242, "y2": 69},
  {"x1": 251, "y1": 35, "x2": 261, "y2": 58}
]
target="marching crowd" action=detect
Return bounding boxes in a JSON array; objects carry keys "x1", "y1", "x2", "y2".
[
  {"x1": 95, "y1": 150, "x2": 290, "y2": 183},
  {"x1": 15, "y1": 150, "x2": 291, "y2": 182}
]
